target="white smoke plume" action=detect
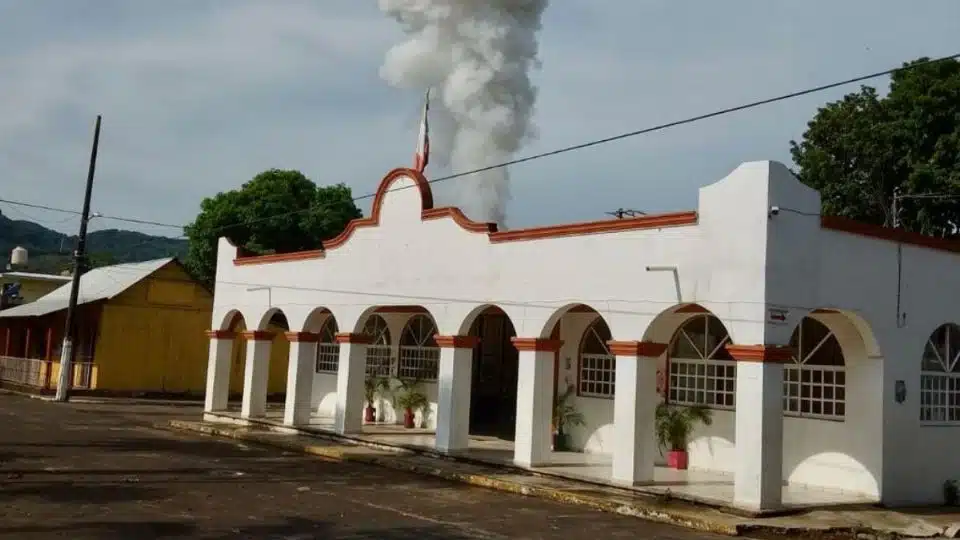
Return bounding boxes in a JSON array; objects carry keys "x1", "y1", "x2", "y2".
[{"x1": 379, "y1": 0, "x2": 549, "y2": 228}]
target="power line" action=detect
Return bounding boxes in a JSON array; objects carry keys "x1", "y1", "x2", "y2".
[
  {"x1": 5, "y1": 52, "x2": 959, "y2": 251},
  {"x1": 0, "y1": 197, "x2": 184, "y2": 231}
]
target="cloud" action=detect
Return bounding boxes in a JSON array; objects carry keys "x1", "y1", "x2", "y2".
[{"x1": 0, "y1": 0, "x2": 958, "y2": 235}]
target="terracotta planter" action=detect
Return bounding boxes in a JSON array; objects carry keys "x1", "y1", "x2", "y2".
[
  {"x1": 667, "y1": 450, "x2": 688, "y2": 470},
  {"x1": 403, "y1": 408, "x2": 415, "y2": 429},
  {"x1": 364, "y1": 405, "x2": 376, "y2": 423}
]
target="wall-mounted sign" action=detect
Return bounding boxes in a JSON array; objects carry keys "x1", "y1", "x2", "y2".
[
  {"x1": 767, "y1": 306, "x2": 789, "y2": 326},
  {"x1": 895, "y1": 380, "x2": 907, "y2": 403}
]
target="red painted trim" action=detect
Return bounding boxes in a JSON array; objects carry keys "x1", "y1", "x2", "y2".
[
  {"x1": 375, "y1": 305, "x2": 429, "y2": 314},
  {"x1": 434, "y1": 335, "x2": 480, "y2": 349},
  {"x1": 607, "y1": 340, "x2": 668, "y2": 357},
  {"x1": 675, "y1": 304, "x2": 709, "y2": 314},
  {"x1": 726, "y1": 344, "x2": 794, "y2": 363},
  {"x1": 240, "y1": 330, "x2": 274, "y2": 341},
  {"x1": 334, "y1": 332, "x2": 373, "y2": 344},
  {"x1": 489, "y1": 211, "x2": 699, "y2": 243},
  {"x1": 206, "y1": 330, "x2": 237, "y2": 339},
  {"x1": 233, "y1": 167, "x2": 699, "y2": 265},
  {"x1": 511, "y1": 337, "x2": 564, "y2": 352},
  {"x1": 285, "y1": 332, "x2": 319, "y2": 342},
  {"x1": 822, "y1": 215, "x2": 960, "y2": 254}
]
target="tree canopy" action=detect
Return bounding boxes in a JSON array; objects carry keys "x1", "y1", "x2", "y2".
[
  {"x1": 790, "y1": 57, "x2": 960, "y2": 237},
  {"x1": 184, "y1": 169, "x2": 362, "y2": 284}
]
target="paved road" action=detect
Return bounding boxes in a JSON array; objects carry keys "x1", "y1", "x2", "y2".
[{"x1": 0, "y1": 393, "x2": 727, "y2": 539}]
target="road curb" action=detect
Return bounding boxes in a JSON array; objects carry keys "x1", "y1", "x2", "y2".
[
  {"x1": 164, "y1": 419, "x2": 742, "y2": 535},
  {"x1": 162, "y1": 419, "x2": 924, "y2": 539}
]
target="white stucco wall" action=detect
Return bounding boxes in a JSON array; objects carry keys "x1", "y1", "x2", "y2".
[{"x1": 209, "y1": 161, "x2": 960, "y2": 505}]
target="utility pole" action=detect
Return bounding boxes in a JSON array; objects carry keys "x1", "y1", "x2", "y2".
[
  {"x1": 605, "y1": 208, "x2": 646, "y2": 219},
  {"x1": 54, "y1": 115, "x2": 102, "y2": 403}
]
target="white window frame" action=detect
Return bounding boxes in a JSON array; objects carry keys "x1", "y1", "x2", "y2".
[
  {"x1": 362, "y1": 315, "x2": 394, "y2": 378},
  {"x1": 397, "y1": 314, "x2": 440, "y2": 381},
  {"x1": 667, "y1": 314, "x2": 736, "y2": 409},
  {"x1": 783, "y1": 317, "x2": 846, "y2": 421},
  {"x1": 315, "y1": 318, "x2": 340, "y2": 374},
  {"x1": 578, "y1": 317, "x2": 615, "y2": 398},
  {"x1": 920, "y1": 323, "x2": 960, "y2": 425}
]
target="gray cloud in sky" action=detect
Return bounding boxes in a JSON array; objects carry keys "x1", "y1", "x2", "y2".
[{"x1": 0, "y1": 0, "x2": 957, "y2": 236}]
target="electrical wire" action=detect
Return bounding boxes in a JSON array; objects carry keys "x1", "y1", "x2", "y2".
[{"x1": 3, "y1": 52, "x2": 958, "y2": 253}]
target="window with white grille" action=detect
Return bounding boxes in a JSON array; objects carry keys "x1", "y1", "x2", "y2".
[
  {"x1": 578, "y1": 317, "x2": 615, "y2": 398},
  {"x1": 362, "y1": 315, "x2": 394, "y2": 378},
  {"x1": 315, "y1": 318, "x2": 340, "y2": 373},
  {"x1": 398, "y1": 314, "x2": 440, "y2": 381},
  {"x1": 784, "y1": 317, "x2": 845, "y2": 420},
  {"x1": 920, "y1": 323, "x2": 960, "y2": 424},
  {"x1": 667, "y1": 314, "x2": 736, "y2": 409}
]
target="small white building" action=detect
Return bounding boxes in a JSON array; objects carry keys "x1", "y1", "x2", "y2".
[{"x1": 202, "y1": 161, "x2": 960, "y2": 511}]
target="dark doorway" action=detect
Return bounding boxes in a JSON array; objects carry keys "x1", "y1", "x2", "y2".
[{"x1": 468, "y1": 309, "x2": 518, "y2": 440}]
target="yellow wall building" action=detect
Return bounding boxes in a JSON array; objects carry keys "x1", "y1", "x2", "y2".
[
  {"x1": 0, "y1": 271, "x2": 71, "y2": 307},
  {"x1": 0, "y1": 258, "x2": 272, "y2": 396}
]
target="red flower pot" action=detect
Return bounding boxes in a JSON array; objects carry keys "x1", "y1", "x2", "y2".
[
  {"x1": 667, "y1": 450, "x2": 688, "y2": 470},
  {"x1": 364, "y1": 405, "x2": 376, "y2": 423},
  {"x1": 403, "y1": 408, "x2": 415, "y2": 429}
]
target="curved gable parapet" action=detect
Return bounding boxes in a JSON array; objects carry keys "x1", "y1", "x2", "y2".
[
  {"x1": 229, "y1": 166, "x2": 701, "y2": 266},
  {"x1": 232, "y1": 167, "x2": 497, "y2": 265}
]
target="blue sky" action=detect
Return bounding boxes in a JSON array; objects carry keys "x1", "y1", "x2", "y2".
[{"x1": 0, "y1": 0, "x2": 958, "y2": 238}]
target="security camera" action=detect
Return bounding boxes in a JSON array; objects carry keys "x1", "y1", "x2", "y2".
[{"x1": 769, "y1": 206, "x2": 780, "y2": 217}]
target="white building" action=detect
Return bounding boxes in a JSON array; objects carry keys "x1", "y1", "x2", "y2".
[{"x1": 202, "y1": 161, "x2": 960, "y2": 511}]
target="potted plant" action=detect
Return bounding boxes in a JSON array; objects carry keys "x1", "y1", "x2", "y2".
[
  {"x1": 552, "y1": 384, "x2": 585, "y2": 452},
  {"x1": 363, "y1": 377, "x2": 377, "y2": 423},
  {"x1": 655, "y1": 403, "x2": 713, "y2": 470},
  {"x1": 395, "y1": 380, "x2": 429, "y2": 429}
]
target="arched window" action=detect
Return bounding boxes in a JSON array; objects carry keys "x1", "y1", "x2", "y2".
[
  {"x1": 315, "y1": 317, "x2": 340, "y2": 374},
  {"x1": 920, "y1": 323, "x2": 960, "y2": 424},
  {"x1": 784, "y1": 317, "x2": 845, "y2": 420},
  {"x1": 362, "y1": 314, "x2": 393, "y2": 378},
  {"x1": 578, "y1": 317, "x2": 614, "y2": 398},
  {"x1": 398, "y1": 314, "x2": 440, "y2": 381},
  {"x1": 667, "y1": 314, "x2": 735, "y2": 409}
]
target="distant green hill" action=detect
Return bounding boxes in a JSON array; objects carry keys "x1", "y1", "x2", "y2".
[{"x1": 0, "y1": 209, "x2": 187, "y2": 273}]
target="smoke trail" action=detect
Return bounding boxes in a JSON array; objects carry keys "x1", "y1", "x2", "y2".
[{"x1": 379, "y1": 0, "x2": 549, "y2": 228}]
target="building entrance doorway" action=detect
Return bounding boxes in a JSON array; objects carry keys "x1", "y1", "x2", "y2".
[{"x1": 468, "y1": 310, "x2": 518, "y2": 440}]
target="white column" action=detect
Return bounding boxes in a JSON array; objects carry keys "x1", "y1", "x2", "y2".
[
  {"x1": 610, "y1": 341, "x2": 662, "y2": 485},
  {"x1": 283, "y1": 333, "x2": 318, "y2": 427},
  {"x1": 203, "y1": 331, "x2": 234, "y2": 413},
  {"x1": 334, "y1": 335, "x2": 368, "y2": 434},
  {"x1": 512, "y1": 338, "x2": 559, "y2": 468},
  {"x1": 434, "y1": 336, "x2": 476, "y2": 453},
  {"x1": 240, "y1": 331, "x2": 273, "y2": 419},
  {"x1": 730, "y1": 346, "x2": 786, "y2": 511}
]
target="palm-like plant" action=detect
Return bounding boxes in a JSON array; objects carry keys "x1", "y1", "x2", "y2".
[
  {"x1": 553, "y1": 384, "x2": 585, "y2": 434},
  {"x1": 655, "y1": 403, "x2": 713, "y2": 453}
]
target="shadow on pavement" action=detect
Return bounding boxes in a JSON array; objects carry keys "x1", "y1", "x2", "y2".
[
  {"x1": 0, "y1": 483, "x2": 166, "y2": 505},
  {"x1": 0, "y1": 517, "x2": 490, "y2": 539}
]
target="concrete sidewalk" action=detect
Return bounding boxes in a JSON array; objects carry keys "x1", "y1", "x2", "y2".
[{"x1": 165, "y1": 419, "x2": 959, "y2": 539}]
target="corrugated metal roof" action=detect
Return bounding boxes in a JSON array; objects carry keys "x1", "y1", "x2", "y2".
[
  {"x1": 0, "y1": 257, "x2": 174, "y2": 318},
  {"x1": 0, "y1": 271, "x2": 72, "y2": 283}
]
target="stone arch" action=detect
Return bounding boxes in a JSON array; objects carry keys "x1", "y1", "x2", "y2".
[
  {"x1": 456, "y1": 303, "x2": 521, "y2": 336},
  {"x1": 781, "y1": 307, "x2": 883, "y2": 500},
  {"x1": 641, "y1": 303, "x2": 706, "y2": 344},
  {"x1": 302, "y1": 307, "x2": 335, "y2": 333},
  {"x1": 218, "y1": 309, "x2": 246, "y2": 331},
  {"x1": 256, "y1": 307, "x2": 290, "y2": 332}
]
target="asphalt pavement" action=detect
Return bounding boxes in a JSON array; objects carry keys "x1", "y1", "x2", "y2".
[{"x1": 0, "y1": 393, "x2": 730, "y2": 539}]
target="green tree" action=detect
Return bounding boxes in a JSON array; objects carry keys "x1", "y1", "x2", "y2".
[
  {"x1": 184, "y1": 169, "x2": 362, "y2": 284},
  {"x1": 790, "y1": 57, "x2": 960, "y2": 237}
]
